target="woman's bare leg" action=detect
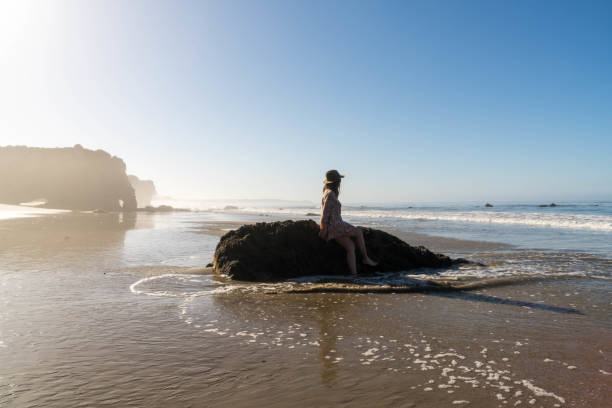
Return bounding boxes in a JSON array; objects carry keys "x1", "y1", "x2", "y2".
[
  {"x1": 334, "y1": 236, "x2": 357, "y2": 275},
  {"x1": 350, "y1": 229, "x2": 378, "y2": 266}
]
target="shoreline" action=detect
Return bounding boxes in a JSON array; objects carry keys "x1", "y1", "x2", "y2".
[
  {"x1": 1, "y1": 207, "x2": 610, "y2": 407},
  {"x1": 0, "y1": 206, "x2": 509, "y2": 254}
]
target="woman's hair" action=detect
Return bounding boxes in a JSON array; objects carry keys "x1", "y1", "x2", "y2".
[{"x1": 323, "y1": 180, "x2": 340, "y2": 196}]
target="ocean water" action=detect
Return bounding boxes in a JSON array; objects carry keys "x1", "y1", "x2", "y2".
[
  {"x1": 226, "y1": 201, "x2": 612, "y2": 254},
  {"x1": 155, "y1": 200, "x2": 612, "y2": 282},
  {"x1": 1, "y1": 207, "x2": 610, "y2": 407}
]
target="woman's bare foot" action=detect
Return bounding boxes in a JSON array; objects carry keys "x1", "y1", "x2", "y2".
[{"x1": 362, "y1": 257, "x2": 378, "y2": 267}]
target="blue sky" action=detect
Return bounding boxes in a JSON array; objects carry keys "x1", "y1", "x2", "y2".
[{"x1": 1, "y1": 0, "x2": 611, "y2": 202}]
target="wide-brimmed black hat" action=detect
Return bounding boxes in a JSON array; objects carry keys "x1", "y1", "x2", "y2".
[{"x1": 324, "y1": 169, "x2": 344, "y2": 184}]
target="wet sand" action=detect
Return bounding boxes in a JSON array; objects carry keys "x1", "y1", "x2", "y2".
[
  {"x1": 0, "y1": 212, "x2": 610, "y2": 407},
  {"x1": 0, "y1": 203, "x2": 67, "y2": 220}
]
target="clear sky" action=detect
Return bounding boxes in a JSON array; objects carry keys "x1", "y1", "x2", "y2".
[{"x1": 1, "y1": 0, "x2": 611, "y2": 203}]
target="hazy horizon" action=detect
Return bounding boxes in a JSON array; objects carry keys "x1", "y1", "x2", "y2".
[
  {"x1": 3, "y1": 142, "x2": 611, "y2": 204},
  {"x1": 2, "y1": 1, "x2": 611, "y2": 203}
]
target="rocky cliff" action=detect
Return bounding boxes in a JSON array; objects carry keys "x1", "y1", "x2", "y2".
[
  {"x1": 127, "y1": 175, "x2": 157, "y2": 207},
  {"x1": 0, "y1": 145, "x2": 137, "y2": 211},
  {"x1": 213, "y1": 220, "x2": 468, "y2": 281}
]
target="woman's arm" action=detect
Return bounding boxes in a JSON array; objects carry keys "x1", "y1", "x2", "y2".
[{"x1": 319, "y1": 191, "x2": 334, "y2": 238}]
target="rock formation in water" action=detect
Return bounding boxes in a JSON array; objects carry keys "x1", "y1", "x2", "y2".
[
  {"x1": 0, "y1": 145, "x2": 137, "y2": 211},
  {"x1": 127, "y1": 175, "x2": 157, "y2": 207},
  {"x1": 213, "y1": 220, "x2": 468, "y2": 281},
  {"x1": 137, "y1": 205, "x2": 190, "y2": 212}
]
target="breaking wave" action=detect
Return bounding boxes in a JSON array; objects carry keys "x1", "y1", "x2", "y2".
[
  {"x1": 343, "y1": 210, "x2": 612, "y2": 232},
  {"x1": 234, "y1": 207, "x2": 612, "y2": 233}
]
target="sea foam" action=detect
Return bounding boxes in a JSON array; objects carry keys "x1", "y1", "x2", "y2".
[{"x1": 238, "y1": 206, "x2": 612, "y2": 233}]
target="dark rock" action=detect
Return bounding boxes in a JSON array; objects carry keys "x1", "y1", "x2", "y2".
[
  {"x1": 484, "y1": 203, "x2": 494, "y2": 207},
  {"x1": 0, "y1": 145, "x2": 137, "y2": 211},
  {"x1": 128, "y1": 175, "x2": 157, "y2": 207},
  {"x1": 213, "y1": 220, "x2": 469, "y2": 281},
  {"x1": 539, "y1": 203, "x2": 558, "y2": 208}
]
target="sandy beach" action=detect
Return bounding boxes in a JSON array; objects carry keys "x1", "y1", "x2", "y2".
[{"x1": 0, "y1": 210, "x2": 609, "y2": 407}]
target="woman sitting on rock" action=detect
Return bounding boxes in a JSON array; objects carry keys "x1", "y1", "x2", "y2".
[{"x1": 319, "y1": 170, "x2": 378, "y2": 275}]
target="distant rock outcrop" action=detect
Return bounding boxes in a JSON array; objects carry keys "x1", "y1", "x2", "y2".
[
  {"x1": 539, "y1": 203, "x2": 558, "y2": 208},
  {"x1": 213, "y1": 220, "x2": 468, "y2": 281},
  {"x1": 127, "y1": 175, "x2": 157, "y2": 207},
  {"x1": 0, "y1": 145, "x2": 137, "y2": 211},
  {"x1": 137, "y1": 205, "x2": 190, "y2": 213},
  {"x1": 484, "y1": 203, "x2": 494, "y2": 207}
]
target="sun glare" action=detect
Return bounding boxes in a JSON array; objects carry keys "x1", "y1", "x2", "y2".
[{"x1": 0, "y1": 1, "x2": 60, "y2": 51}]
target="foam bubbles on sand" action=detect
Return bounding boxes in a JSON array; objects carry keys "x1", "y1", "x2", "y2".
[
  {"x1": 177, "y1": 305, "x2": 569, "y2": 406},
  {"x1": 129, "y1": 272, "x2": 578, "y2": 406},
  {"x1": 520, "y1": 380, "x2": 565, "y2": 404}
]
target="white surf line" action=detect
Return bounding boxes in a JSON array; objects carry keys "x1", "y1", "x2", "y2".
[
  {"x1": 129, "y1": 273, "x2": 231, "y2": 298},
  {"x1": 342, "y1": 210, "x2": 612, "y2": 232},
  {"x1": 130, "y1": 273, "x2": 185, "y2": 296}
]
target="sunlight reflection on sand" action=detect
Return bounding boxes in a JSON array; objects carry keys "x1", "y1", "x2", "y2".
[{"x1": 0, "y1": 203, "x2": 68, "y2": 219}]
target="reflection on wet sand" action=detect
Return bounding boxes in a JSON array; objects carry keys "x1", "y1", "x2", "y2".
[
  {"x1": 209, "y1": 290, "x2": 359, "y2": 386},
  {"x1": 0, "y1": 212, "x2": 137, "y2": 251},
  {"x1": 313, "y1": 298, "x2": 344, "y2": 386},
  {"x1": 0, "y1": 212, "x2": 175, "y2": 274}
]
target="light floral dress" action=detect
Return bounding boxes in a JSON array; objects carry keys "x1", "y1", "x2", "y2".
[{"x1": 319, "y1": 188, "x2": 358, "y2": 241}]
